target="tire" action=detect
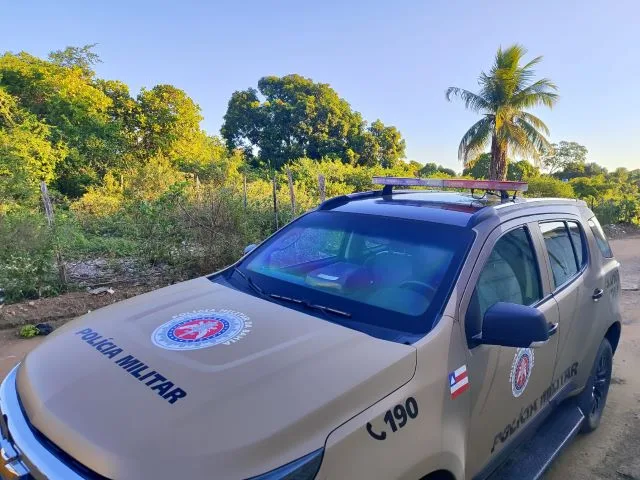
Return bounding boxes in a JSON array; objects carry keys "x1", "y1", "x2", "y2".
[{"x1": 578, "y1": 338, "x2": 613, "y2": 433}]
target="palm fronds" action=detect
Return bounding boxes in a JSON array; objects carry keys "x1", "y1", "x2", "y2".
[{"x1": 446, "y1": 44, "x2": 558, "y2": 178}]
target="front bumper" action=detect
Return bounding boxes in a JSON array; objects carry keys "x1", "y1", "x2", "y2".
[{"x1": 0, "y1": 365, "x2": 84, "y2": 480}]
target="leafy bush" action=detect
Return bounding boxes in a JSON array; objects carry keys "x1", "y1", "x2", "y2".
[
  {"x1": 70, "y1": 172, "x2": 124, "y2": 217},
  {"x1": 19, "y1": 324, "x2": 39, "y2": 338},
  {"x1": 525, "y1": 176, "x2": 575, "y2": 198},
  {"x1": 592, "y1": 196, "x2": 640, "y2": 225},
  {"x1": 0, "y1": 213, "x2": 59, "y2": 301}
]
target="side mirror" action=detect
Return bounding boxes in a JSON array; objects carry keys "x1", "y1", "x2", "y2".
[
  {"x1": 243, "y1": 244, "x2": 257, "y2": 255},
  {"x1": 475, "y1": 302, "x2": 549, "y2": 348}
]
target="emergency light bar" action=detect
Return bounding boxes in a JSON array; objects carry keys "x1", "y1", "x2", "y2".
[{"x1": 372, "y1": 177, "x2": 528, "y2": 199}]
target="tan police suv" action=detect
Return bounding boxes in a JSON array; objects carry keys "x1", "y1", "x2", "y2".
[{"x1": 0, "y1": 178, "x2": 622, "y2": 480}]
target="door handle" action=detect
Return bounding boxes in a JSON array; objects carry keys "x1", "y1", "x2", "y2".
[
  {"x1": 592, "y1": 288, "x2": 604, "y2": 301},
  {"x1": 547, "y1": 322, "x2": 559, "y2": 337}
]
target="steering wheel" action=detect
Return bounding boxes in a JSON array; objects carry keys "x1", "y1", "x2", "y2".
[{"x1": 399, "y1": 280, "x2": 437, "y2": 297}]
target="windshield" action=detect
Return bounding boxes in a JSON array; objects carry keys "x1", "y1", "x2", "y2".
[{"x1": 228, "y1": 211, "x2": 474, "y2": 342}]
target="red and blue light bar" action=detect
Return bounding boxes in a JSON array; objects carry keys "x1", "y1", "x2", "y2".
[{"x1": 372, "y1": 177, "x2": 528, "y2": 199}]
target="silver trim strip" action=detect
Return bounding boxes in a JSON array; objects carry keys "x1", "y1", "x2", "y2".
[{"x1": 0, "y1": 365, "x2": 84, "y2": 479}]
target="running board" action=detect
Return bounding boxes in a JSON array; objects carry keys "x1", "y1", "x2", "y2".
[{"x1": 488, "y1": 402, "x2": 585, "y2": 480}]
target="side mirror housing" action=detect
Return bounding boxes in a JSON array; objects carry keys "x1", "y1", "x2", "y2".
[
  {"x1": 475, "y1": 302, "x2": 548, "y2": 348},
  {"x1": 243, "y1": 244, "x2": 257, "y2": 255}
]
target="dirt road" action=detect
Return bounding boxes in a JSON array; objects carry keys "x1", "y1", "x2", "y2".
[{"x1": 1, "y1": 237, "x2": 639, "y2": 479}]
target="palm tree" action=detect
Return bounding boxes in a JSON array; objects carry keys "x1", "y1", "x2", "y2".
[{"x1": 446, "y1": 44, "x2": 558, "y2": 180}]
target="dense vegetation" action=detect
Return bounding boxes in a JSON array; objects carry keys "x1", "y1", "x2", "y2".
[{"x1": 1, "y1": 45, "x2": 638, "y2": 302}]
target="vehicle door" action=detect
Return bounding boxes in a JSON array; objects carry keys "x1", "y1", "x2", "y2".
[
  {"x1": 535, "y1": 215, "x2": 621, "y2": 392},
  {"x1": 462, "y1": 221, "x2": 559, "y2": 478},
  {"x1": 532, "y1": 218, "x2": 591, "y2": 387}
]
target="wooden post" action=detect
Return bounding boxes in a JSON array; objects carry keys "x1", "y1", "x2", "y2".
[
  {"x1": 272, "y1": 176, "x2": 279, "y2": 230},
  {"x1": 243, "y1": 175, "x2": 247, "y2": 210},
  {"x1": 286, "y1": 167, "x2": 295, "y2": 216},
  {"x1": 318, "y1": 174, "x2": 326, "y2": 203},
  {"x1": 40, "y1": 181, "x2": 55, "y2": 227},
  {"x1": 195, "y1": 175, "x2": 202, "y2": 202},
  {"x1": 40, "y1": 181, "x2": 67, "y2": 286}
]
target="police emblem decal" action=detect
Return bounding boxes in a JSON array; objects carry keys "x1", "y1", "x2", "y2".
[
  {"x1": 152, "y1": 309, "x2": 252, "y2": 351},
  {"x1": 510, "y1": 348, "x2": 534, "y2": 397}
]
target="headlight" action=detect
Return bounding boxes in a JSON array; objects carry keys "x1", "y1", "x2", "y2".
[{"x1": 248, "y1": 448, "x2": 323, "y2": 480}]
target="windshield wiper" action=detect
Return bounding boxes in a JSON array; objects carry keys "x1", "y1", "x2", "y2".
[
  {"x1": 233, "y1": 267, "x2": 266, "y2": 297},
  {"x1": 232, "y1": 269, "x2": 351, "y2": 318},
  {"x1": 269, "y1": 294, "x2": 352, "y2": 318}
]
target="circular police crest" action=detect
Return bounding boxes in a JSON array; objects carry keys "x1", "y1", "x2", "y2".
[
  {"x1": 510, "y1": 348, "x2": 534, "y2": 397},
  {"x1": 152, "y1": 309, "x2": 252, "y2": 351}
]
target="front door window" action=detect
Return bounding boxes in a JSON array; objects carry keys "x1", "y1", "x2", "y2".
[{"x1": 466, "y1": 227, "x2": 542, "y2": 341}]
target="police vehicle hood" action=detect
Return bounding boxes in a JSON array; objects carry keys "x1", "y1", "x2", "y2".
[{"x1": 15, "y1": 276, "x2": 416, "y2": 480}]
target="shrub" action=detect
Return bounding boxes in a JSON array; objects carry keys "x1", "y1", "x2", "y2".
[
  {"x1": 19, "y1": 324, "x2": 39, "y2": 338},
  {"x1": 592, "y1": 196, "x2": 640, "y2": 225},
  {"x1": 70, "y1": 172, "x2": 124, "y2": 217},
  {"x1": 0, "y1": 213, "x2": 59, "y2": 302},
  {"x1": 525, "y1": 176, "x2": 575, "y2": 198}
]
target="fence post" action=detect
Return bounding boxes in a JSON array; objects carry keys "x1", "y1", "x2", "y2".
[
  {"x1": 195, "y1": 175, "x2": 202, "y2": 202},
  {"x1": 40, "y1": 181, "x2": 67, "y2": 287},
  {"x1": 286, "y1": 167, "x2": 295, "y2": 216},
  {"x1": 272, "y1": 176, "x2": 279, "y2": 230},
  {"x1": 318, "y1": 174, "x2": 326, "y2": 203},
  {"x1": 243, "y1": 175, "x2": 248, "y2": 211}
]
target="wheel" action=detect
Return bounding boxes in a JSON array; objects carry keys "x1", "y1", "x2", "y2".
[{"x1": 578, "y1": 338, "x2": 613, "y2": 433}]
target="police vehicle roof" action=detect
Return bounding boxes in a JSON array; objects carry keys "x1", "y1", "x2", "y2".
[{"x1": 319, "y1": 190, "x2": 586, "y2": 228}]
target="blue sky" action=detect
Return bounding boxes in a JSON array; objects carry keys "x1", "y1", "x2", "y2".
[{"x1": 2, "y1": 0, "x2": 639, "y2": 171}]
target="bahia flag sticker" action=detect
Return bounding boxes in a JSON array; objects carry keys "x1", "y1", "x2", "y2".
[{"x1": 449, "y1": 365, "x2": 470, "y2": 399}]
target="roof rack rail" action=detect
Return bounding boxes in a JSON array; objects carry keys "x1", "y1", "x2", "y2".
[{"x1": 372, "y1": 177, "x2": 528, "y2": 200}]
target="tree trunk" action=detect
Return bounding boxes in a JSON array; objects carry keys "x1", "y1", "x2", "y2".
[{"x1": 489, "y1": 135, "x2": 508, "y2": 180}]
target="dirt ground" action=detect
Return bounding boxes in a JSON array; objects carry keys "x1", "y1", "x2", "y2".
[
  {"x1": 0, "y1": 236, "x2": 639, "y2": 479},
  {"x1": 0, "y1": 284, "x2": 156, "y2": 329}
]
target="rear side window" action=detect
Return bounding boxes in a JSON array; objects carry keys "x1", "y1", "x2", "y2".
[
  {"x1": 567, "y1": 221, "x2": 586, "y2": 268},
  {"x1": 588, "y1": 217, "x2": 613, "y2": 258},
  {"x1": 468, "y1": 227, "x2": 542, "y2": 324},
  {"x1": 540, "y1": 222, "x2": 579, "y2": 288}
]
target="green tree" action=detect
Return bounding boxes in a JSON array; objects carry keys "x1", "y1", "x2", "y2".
[
  {"x1": 222, "y1": 74, "x2": 405, "y2": 169},
  {"x1": 462, "y1": 153, "x2": 491, "y2": 179},
  {"x1": 420, "y1": 162, "x2": 456, "y2": 177},
  {"x1": 446, "y1": 45, "x2": 558, "y2": 180},
  {"x1": 135, "y1": 84, "x2": 204, "y2": 161},
  {"x1": 508, "y1": 159, "x2": 540, "y2": 181},
  {"x1": 366, "y1": 120, "x2": 406, "y2": 168},
  {"x1": 0, "y1": 51, "x2": 114, "y2": 196},
  {"x1": 48, "y1": 44, "x2": 101, "y2": 78},
  {"x1": 94, "y1": 79, "x2": 139, "y2": 169},
  {"x1": 542, "y1": 141, "x2": 588, "y2": 174},
  {"x1": 556, "y1": 160, "x2": 607, "y2": 180},
  {"x1": 463, "y1": 153, "x2": 539, "y2": 180},
  {"x1": 0, "y1": 87, "x2": 66, "y2": 207}
]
